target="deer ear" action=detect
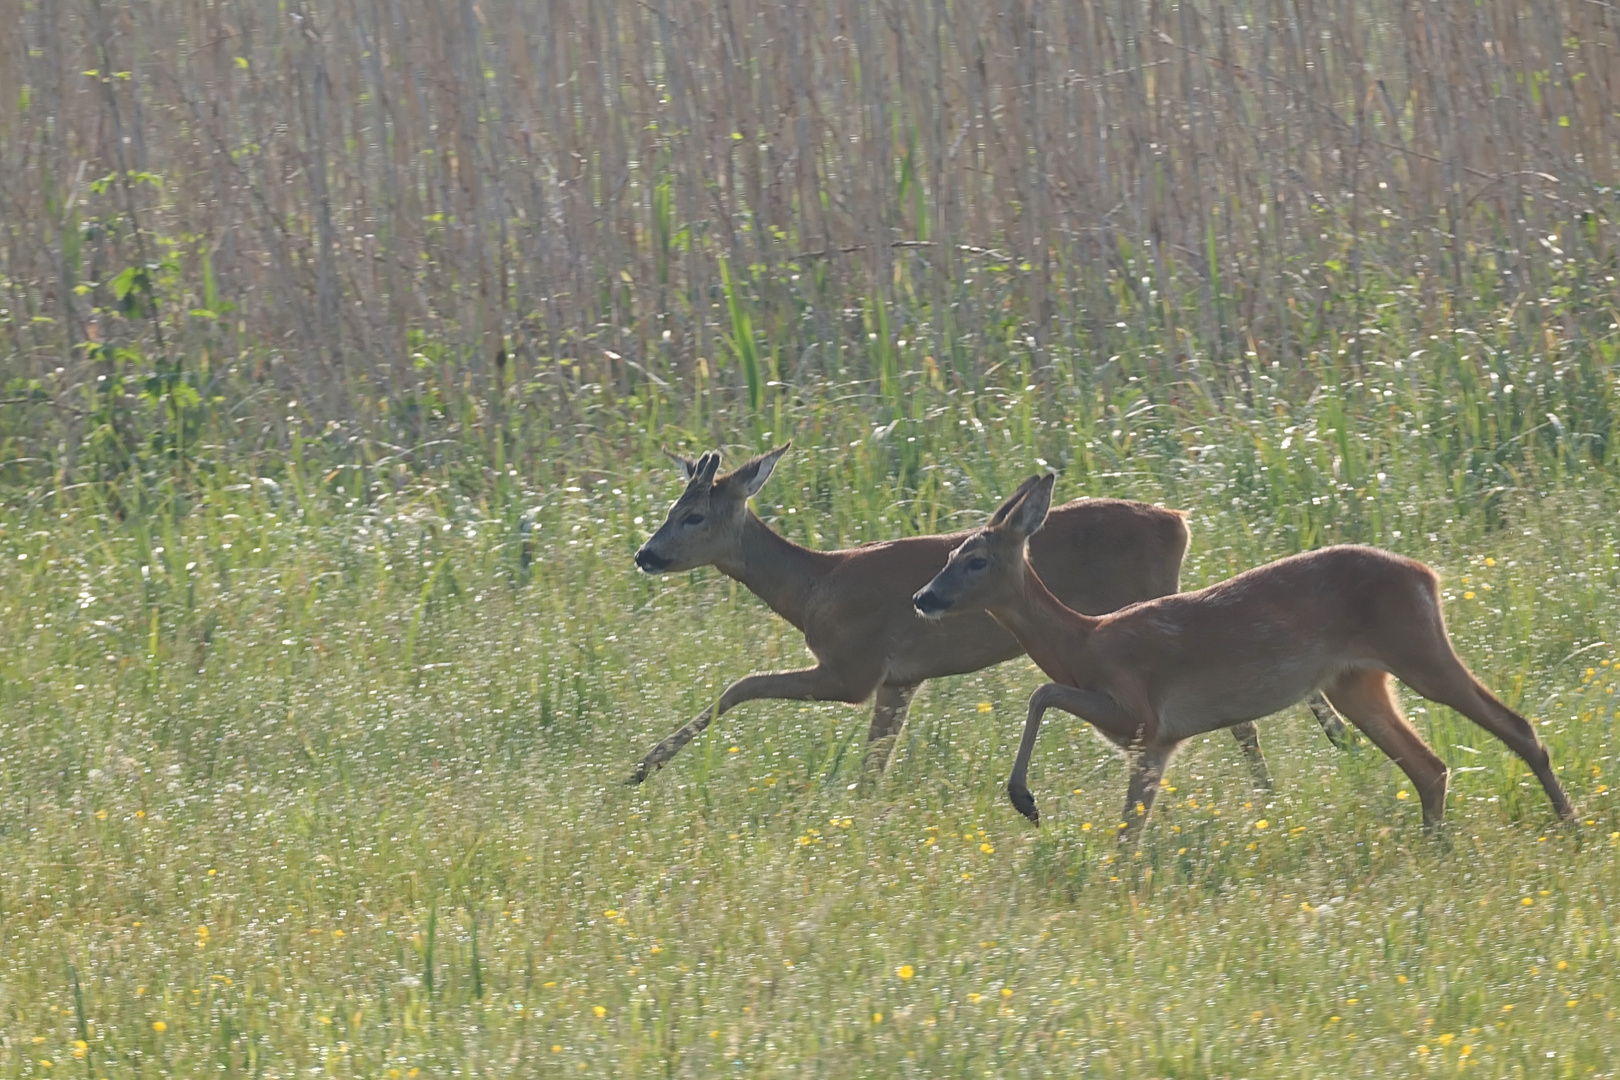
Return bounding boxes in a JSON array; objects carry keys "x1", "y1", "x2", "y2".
[
  {"x1": 1003, "y1": 473, "x2": 1056, "y2": 538},
  {"x1": 723, "y1": 441, "x2": 791, "y2": 498},
  {"x1": 664, "y1": 447, "x2": 701, "y2": 482},
  {"x1": 986, "y1": 474, "x2": 1043, "y2": 528}
]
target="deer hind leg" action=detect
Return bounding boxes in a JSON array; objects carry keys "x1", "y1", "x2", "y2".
[
  {"x1": 859, "y1": 682, "x2": 920, "y2": 779},
  {"x1": 1229, "y1": 722, "x2": 1274, "y2": 791},
  {"x1": 1393, "y1": 651, "x2": 1576, "y2": 822},
  {"x1": 627, "y1": 664, "x2": 879, "y2": 785},
  {"x1": 1323, "y1": 668, "x2": 1449, "y2": 827},
  {"x1": 1306, "y1": 692, "x2": 1358, "y2": 750}
]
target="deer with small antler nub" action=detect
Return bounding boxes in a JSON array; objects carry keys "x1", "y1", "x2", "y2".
[
  {"x1": 628, "y1": 444, "x2": 1351, "y2": 786},
  {"x1": 912, "y1": 473, "x2": 1577, "y2": 841}
]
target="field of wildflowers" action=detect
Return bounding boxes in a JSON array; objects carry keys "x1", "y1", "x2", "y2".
[{"x1": 3, "y1": 357, "x2": 1619, "y2": 1075}]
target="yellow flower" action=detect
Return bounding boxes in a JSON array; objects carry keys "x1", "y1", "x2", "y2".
[
  {"x1": 1501, "y1": 1004, "x2": 1513, "y2": 1012},
  {"x1": 1567, "y1": 999, "x2": 1578, "y2": 1008},
  {"x1": 1396, "y1": 791, "x2": 1409, "y2": 800},
  {"x1": 872, "y1": 1012, "x2": 882, "y2": 1023},
  {"x1": 38, "y1": 1061, "x2": 52, "y2": 1070},
  {"x1": 72, "y1": 1041, "x2": 87, "y2": 1058},
  {"x1": 1416, "y1": 1045, "x2": 1429, "y2": 1055},
  {"x1": 977, "y1": 702, "x2": 993, "y2": 713},
  {"x1": 152, "y1": 1021, "x2": 167, "y2": 1033},
  {"x1": 95, "y1": 809, "x2": 108, "y2": 820},
  {"x1": 1460, "y1": 1045, "x2": 1472, "y2": 1057},
  {"x1": 593, "y1": 1005, "x2": 607, "y2": 1018},
  {"x1": 896, "y1": 965, "x2": 915, "y2": 980},
  {"x1": 1557, "y1": 960, "x2": 1568, "y2": 970},
  {"x1": 1080, "y1": 823, "x2": 1092, "y2": 832},
  {"x1": 317, "y1": 1017, "x2": 332, "y2": 1025},
  {"x1": 1254, "y1": 820, "x2": 1269, "y2": 830},
  {"x1": 1437, "y1": 1033, "x2": 1454, "y2": 1046},
  {"x1": 333, "y1": 929, "x2": 344, "y2": 938},
  {"x1": 1521, "y1": 897, "x2": 1534, "y2": 906},
  {"x1": 603, "y1": 909, "x2": 619, "y2": 918},
  {"x1": 551, "y1": 1045, "x2": 562, "y2": 1053},
  {"x1": 1485, "y1": 557, "x2": 1495, "y2": 567},
  {"x1": 979, "y1": 842, "x2": 994, "y2": 854},
  {"x1": 1001, "y1": 987, "x2": 1013, "y2": 998},
  {"x1": 1396, "y1": 974, "x2": 1408, "y2": 984},
  {"x1": 1464, "y1": 591, "x2": 1475, "y2": 600},
  {"x1": 728, "y1": 746, "x2": 740, "y2": 753},
  {"x1": 967, "y1": 993, "x2": 982, "y2": 1004}
]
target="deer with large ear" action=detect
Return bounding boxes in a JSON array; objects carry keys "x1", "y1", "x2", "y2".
[
  {"x1": 915, "y1": 474, "x2": 1574, "y2": 841},
  {"x1": 634, "y1": 445, "x2": 786, "y2": 576},
  {"x1": 630, "y1": 451, "x2": 1356, "y2": 787}
]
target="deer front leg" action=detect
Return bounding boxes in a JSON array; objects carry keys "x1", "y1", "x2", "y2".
[
  {"x1": 627, "y1": 665, "x2": 878, "y2": 785},
  {"x1": 1008, "y1": 683, "x2": 1137, "y2": 825},
  {"x1": 860, "y1": 683, "x2": 920, "y2": 778},
  {"x1": 1117, "y1": 743, "x2": 1180, "y2": 845}
]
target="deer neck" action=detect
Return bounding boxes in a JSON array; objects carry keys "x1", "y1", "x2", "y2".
[
  {"x1": 713, "y1": 510, "x2": 831, "y2": 631},
  {"x1": 986, "y1": 562, "x2": 1100, "y2": 687}
]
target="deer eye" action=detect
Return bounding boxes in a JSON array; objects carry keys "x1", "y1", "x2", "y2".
[
  {"x1": 967, "y1": 556, "x2": 988, "y2": 571},
  {"x1": 683, "y1": 513, "x2": 706, "y2": 526}
]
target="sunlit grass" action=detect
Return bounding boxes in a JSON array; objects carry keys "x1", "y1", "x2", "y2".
[{"x1": 3, "y1": 342, "x2": 1620, "y2": 1076}]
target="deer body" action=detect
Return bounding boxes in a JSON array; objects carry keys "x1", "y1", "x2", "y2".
[
  {"x1": 628, "y1": 446, "x2": 1346, "y2": 785},
  {"x1": 913, "y1": 474, "x2": 1576, "y2": 838}
]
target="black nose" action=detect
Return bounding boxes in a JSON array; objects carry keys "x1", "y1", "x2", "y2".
[
  {"x1": 913, "y1": 588, "x2": 947, "y2": 616},
  {"x1": 635, "y1": 548, "x2": 671, "y2": 573}
]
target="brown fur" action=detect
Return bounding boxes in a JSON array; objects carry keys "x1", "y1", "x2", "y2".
[
  {"x1": 914, "y1": 473, "x2": 1576, "y2": 839},
  {"x1": 627, "y1": 445, "x2": 1315, "y2": 784}
]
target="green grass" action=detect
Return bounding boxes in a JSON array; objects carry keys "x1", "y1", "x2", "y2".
[{"x1": 3, "y1": 330, "x2": 1620, "y2": 1077}]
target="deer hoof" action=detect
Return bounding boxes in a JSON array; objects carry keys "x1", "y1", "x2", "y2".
[
  {"x1": 626, "y1": 761, "x2": 652, "y2": 786},
  {"x1": 1008, "y1": 783, "x2": 1039, "y2": 825}
]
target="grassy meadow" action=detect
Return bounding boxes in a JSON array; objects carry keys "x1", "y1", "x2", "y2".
[
  {"x1": 5, "y1": 0, "x2": 1620, "y2": 1074},
  {"x1": 4, "y1": 345, "x2": 1620, "y2": 1076}
]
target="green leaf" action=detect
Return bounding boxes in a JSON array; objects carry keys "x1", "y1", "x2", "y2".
[{"x1": 110, "y1": 266, "x2": 138, "y2": 302}]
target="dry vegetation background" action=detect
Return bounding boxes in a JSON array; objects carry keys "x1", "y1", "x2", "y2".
[{"x1": 2, "y1": 0, "x2": 1617, "y2": 454}]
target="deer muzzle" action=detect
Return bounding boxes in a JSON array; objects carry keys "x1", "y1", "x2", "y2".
[
  {"x1": 634, "y1": 547, "x2": 673, "y2": 573},
  {"x1": 912, "y1": 586, "x2": 951, "y2": 618}
]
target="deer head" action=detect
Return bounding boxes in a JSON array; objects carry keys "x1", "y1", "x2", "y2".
[
  {"x1": 634, "y1": 443, "x2": 791, "y2": 574},
  {"x1": 913, "y1": 473, "x2": 1054, "y2": 617}
]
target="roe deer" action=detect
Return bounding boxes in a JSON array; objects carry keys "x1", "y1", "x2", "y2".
[
  {"x1": 629, "y1": 445, "x2": 1349, "y2": 785},
  {"x1": 912, "y1": 473, "x2": 1576, "y2": 841}
]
